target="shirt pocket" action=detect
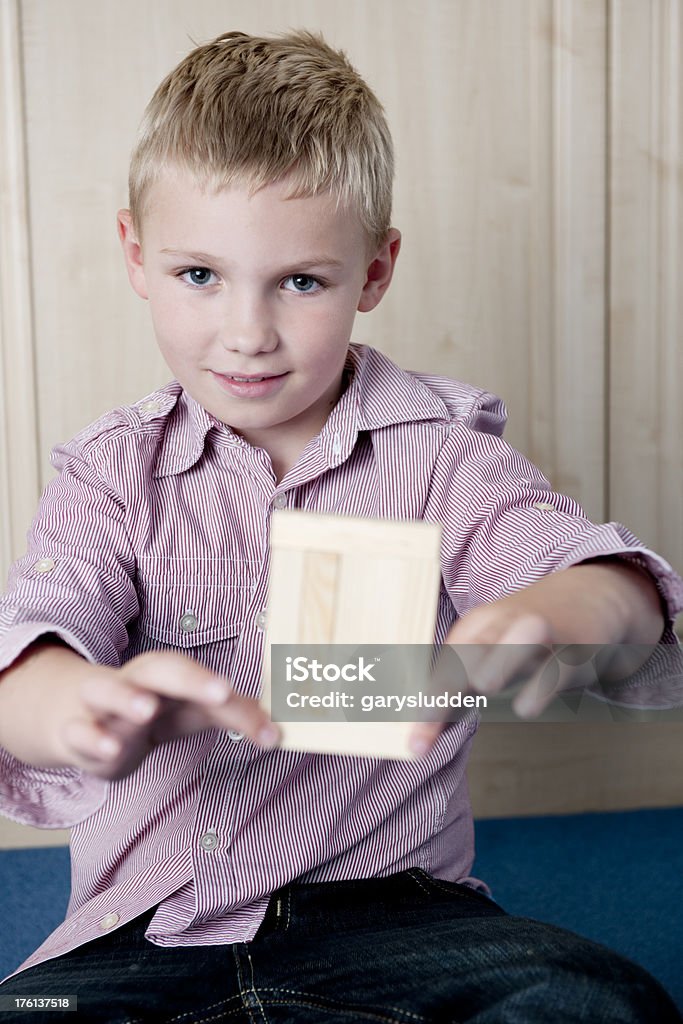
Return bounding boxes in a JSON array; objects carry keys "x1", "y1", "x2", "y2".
[{"x1": 134, "y1": 556, "x2": 255, "y2": 649}]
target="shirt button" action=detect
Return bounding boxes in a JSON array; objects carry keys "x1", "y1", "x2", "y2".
[
  {"x1": 99, "y1": 912, "x2": 120, "y2": 930},
  {"x1": 33, "y1": 557, "x2": 56, "y2": 574},
  {"x1": 227, "y1": 730, "x2": 245, "y2": 742},
  {"x1": 533, "y1": 502, "x2": 556, "y2": 511},
  {"x1": 139, "y1": 399, "x2": 161, "y2": 414},
  {"x1": 332, "y1": 434, "x2": 343, "y2": 458},
  {"x1": 273, "y1": 492, "x2": 288, "y2": 509},
  {"x1": 200, "y1": 831, "x2": 218, "y2": 851},
  {"x1": 179, "y1": 611, "x2": 198, "y2": 632},
  {"x1": 255, "y1": 610, "x2": 267, "y2": 630}
]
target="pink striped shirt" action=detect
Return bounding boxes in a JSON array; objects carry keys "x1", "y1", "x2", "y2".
[{"x1": 1, "y1": 343, "x2": 681, "y2": 981}]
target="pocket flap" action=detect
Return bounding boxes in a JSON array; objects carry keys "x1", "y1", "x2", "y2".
[{"x1": 135, "y1": 557, "x2": 254, "y2": 647}]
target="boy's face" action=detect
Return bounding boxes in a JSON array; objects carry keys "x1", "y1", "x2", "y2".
[{"x1": 118, "y1": 168, "x2": 400, "y2": 474}]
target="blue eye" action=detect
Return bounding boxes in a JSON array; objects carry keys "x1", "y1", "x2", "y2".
[
  {"x1": 178, "y1": 267, "x2": 216, "y2": 287},
  {"x1": 283, "y1": 274, "x2": 324, "y2": 294},
  {"x1": 176, "y1": 268, "x2": 326, "y2": 293}
]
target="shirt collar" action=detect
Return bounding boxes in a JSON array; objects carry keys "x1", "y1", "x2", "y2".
[
  {"x1": 342, "y1": 344, "x2": 449, "y2": 430},
  {"x1": 315, "y1": 344, "x2": 450, "y2": 470},
  {"x1": 152, "y1": 344, "x2": 450, "y2": 478},
  {"x1": 151, "y1": 385, "x2": 224, "y2": 478}
]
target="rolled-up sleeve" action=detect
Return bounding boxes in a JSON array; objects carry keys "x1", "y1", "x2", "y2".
[
  {"x1": 428, "y1": 393, "x2": 683, "y2": 633},
  {"x1": 0, "y1": 436, "x2": 140, "y2": 826},
  {"x1": 424, "y1": 393, "x2": 683, "y2": 712}
]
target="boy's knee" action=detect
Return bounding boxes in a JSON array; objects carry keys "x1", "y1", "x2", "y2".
[
  {"x1": 469, "y1": 919, "x2": 681, "y2": 1023},
  {"x1": 512, "y1": 941, "x2": 680, "y2": 1023}
]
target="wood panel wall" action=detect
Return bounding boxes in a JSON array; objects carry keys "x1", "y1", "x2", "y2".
[
  {"x1": 609, "y1": 0, "x2": 683, "y2": 576},
  {"x1": 0, "y1": 0, "x2": 681, "y2": 847}
]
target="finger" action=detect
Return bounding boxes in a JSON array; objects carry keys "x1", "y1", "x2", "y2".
[
  {"x1": 435, "y1": 618, "x2": 551, "y2": 700},
  {"x1": 418, "y1": 645, "x2": 480, "y2": 756},
  {"x1": 60, "y1": 716, "x2": 128, "y2": 777},
  {"x1": 122, "y1": 654, "x2": 280, "y2": 749},
  {"x1": 121, "y1": 651, "x2": 233, "y2": 706},
  {"x1": 204, "y1": 694, "x2": 280, "y2": 749},
  {"x1": 473, "y1": 644, "x2": 550, "y2": 697},
  {"x1": 408, "y1": 720, "x2": 445, "y2": 757},
  {"x1": 512, "y1": 668, "x2": 559, "y2": 718},
  {"x1": 511, "y1": 648, "x2": 583, "y2": 718},
  {"x1": 472, "y1": 615, "x2": 553, "y2": 695},
  {"x1": 80, "y1": 675, "x2": 161, "y2": 726},
  {"x1": 141, "y1": 689, "x2": 278, "y2": 748},
  {"x1": 430, "y1": 641, "x2": 485, "y2": 696},
  {"x1": 511, "y1": 646, "x2": 601, "y2": 718}
]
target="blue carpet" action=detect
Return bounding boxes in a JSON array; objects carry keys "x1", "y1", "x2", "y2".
[
  {"x1": 1, "y1": 808, "x2": 682, "y2": 1010},
  {"x1": 473, "y1": 807, "x2": 683, "y2": 1011},
  {"x1": 1, "y1": 845, "x2": 71, "y2": 982}
]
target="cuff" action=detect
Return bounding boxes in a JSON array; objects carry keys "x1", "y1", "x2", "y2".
[
  {"x1": 0, "y1": 745, "x2": 110, "y2": 828},
  {"x1": 0, "y1": 623, "x2": 111, "y2": 827}
]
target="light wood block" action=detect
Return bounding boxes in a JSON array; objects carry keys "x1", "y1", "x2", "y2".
[{"x1": 261, "y1": 511, "x2": 442, "y2": 759}]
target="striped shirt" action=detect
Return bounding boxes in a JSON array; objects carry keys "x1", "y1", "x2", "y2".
[{"x1": 1, "y1": 343, "x2": 681, "y2": 981}]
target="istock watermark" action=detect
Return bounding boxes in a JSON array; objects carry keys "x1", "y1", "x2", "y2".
[
  {"x1": 269, "y1": 644, "x2": 683, "y2": 723},
  {"x1": 285, "y1": 656, "x2": 378, "y2": 683}
]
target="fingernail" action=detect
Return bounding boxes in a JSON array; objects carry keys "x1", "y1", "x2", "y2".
[
  {"x1": 410, "y1": 736, "x2": 429, "y2": 757},
  {"x1": 206, "y1": 682, "x2": 229, "y2": 702},
  {"x1": 513, "y1": 697, "x2": 536, "y2": 719},
  {"x1": 474, "y1": 673, "x2": 494, "y2": 693},
  {"x1": 132, "y1": 696, "x2": 155, "y2": 719},
  {"x1": 257, "y1": 725, "x2": 280, "y2": 748}
]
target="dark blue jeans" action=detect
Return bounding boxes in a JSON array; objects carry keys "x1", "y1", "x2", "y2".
[{"x1": 0, "y1": 869, "x2": 680, "y2": 1023}]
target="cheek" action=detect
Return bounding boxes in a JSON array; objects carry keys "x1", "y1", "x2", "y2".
[
  {"x1": 149, "y1": 306, "x2": 176, "y2": 347},
  {"x1": 302, "y1": 301, "x2": 353, "y2": 343},
  {"x1": 149, "y1": 290, "x2": 199, "y2": 345},
  {"x1": 148, "y1": 314, "x2": 193, "y2": 375}
]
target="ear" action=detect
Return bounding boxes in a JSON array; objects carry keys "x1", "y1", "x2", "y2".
[
  {"x1": 117, "y1": 209, "x2": 149, "y2": 300},
  {"x1": 357, "y1": 228, "x2": 401, "y2": 313}
]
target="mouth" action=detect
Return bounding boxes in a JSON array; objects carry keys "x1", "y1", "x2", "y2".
[
  {"x1": 217, "y1": 372, "x2": 285, "y2": 382},
  {"x1": 223, "y1": 374, "x2": 277, "y2": 382},
  {"x1": 210, "y1": 369, "x2": 289, "y2": 398}
]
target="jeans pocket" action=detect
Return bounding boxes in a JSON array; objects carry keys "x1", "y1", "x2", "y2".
[{"x1": 407, "y1": 868, "x2": 506, "y2": 913}]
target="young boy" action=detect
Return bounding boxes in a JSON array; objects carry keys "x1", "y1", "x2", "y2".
[{"x1": 0, "y1": 28, "x2": 681, "y2": 1024}]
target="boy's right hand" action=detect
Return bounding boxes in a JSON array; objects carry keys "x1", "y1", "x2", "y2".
[
  {"x1": 64, "y1": 651, "x2": 281, "y2": 780},
  {"x1": 0, "y1": 645, "x2": 280, "y2": 781}
]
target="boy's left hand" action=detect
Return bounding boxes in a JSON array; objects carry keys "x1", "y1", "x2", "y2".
[{"x1": 409, "y1": 560, "x2": 665, "y2": 755}]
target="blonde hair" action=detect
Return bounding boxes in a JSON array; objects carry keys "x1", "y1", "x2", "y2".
[{"x1": 128, "y1": 29, "x2": 394, "y2": 257}]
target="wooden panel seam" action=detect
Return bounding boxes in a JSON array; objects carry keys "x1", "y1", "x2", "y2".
[
  {"x1": 0, "y1": 0, "x2": 40, "y2": 584},
  {"x1": 608, "y1": 0, "x2": 683, "y2": 602},
  {"x1": 529, "y1": 0, "x2": 607, "y2": 521}
]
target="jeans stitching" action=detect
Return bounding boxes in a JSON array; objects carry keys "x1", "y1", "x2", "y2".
[
  {"x1": 229, "y1": 945, "x2": 268, "y2": 1024},
  {"x1": 409, "y1": 868, "x2": 496, "y2": 906},
  {"x1": 169, "y1": 1008, "x2": 235, "y2": 1024},
  {"x1": 192, "y1": 1013, "x2": 238, "y2": 1023},
  {"x1": 423, "y1": 876, "x2": 489, "y2": 902},
  {"x1": 406, "y1": 869, "x2": 432, "y2": 897},
  {"x1": 124, "y1": 994, "x2": 239, "y2": 1024},
  {"x1": 245, "y1": 950, "x2": 268, "y2": 1024},
  {"x1": 262, "y1": 1001, "x2": 419, "y2": 1023},
  {"x1": 255, "y1": 989, "x2": 430, "y2": 1023}
]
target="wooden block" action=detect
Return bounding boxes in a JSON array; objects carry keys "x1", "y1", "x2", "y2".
[{"x1": 261, "y1": 511, "x2": 442, "y2": 759}]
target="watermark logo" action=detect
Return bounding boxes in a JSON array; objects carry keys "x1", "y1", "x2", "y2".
[
  {"x1": 269, "y1": 644, "x2": 683, "y2": 723},
  {"x1": 285, "y1": 655, "x2": 377, "y2": 683}
]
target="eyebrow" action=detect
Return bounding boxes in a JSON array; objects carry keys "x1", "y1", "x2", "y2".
[{"x1": 159, "y1": 248, "x2": 345, "y2": 271}]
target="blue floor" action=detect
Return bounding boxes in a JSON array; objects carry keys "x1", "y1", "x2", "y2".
[
  {"x1": 1, "y1": 807, "x2": 682, "y2": 1010},
  {"x1": 472, "y1": 807, "x2": 683, "y2": 1011}
]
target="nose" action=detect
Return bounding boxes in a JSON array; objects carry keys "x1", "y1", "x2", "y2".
[{"x1": 219, "y1": 290, "x2": 279, "y2": 357}]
